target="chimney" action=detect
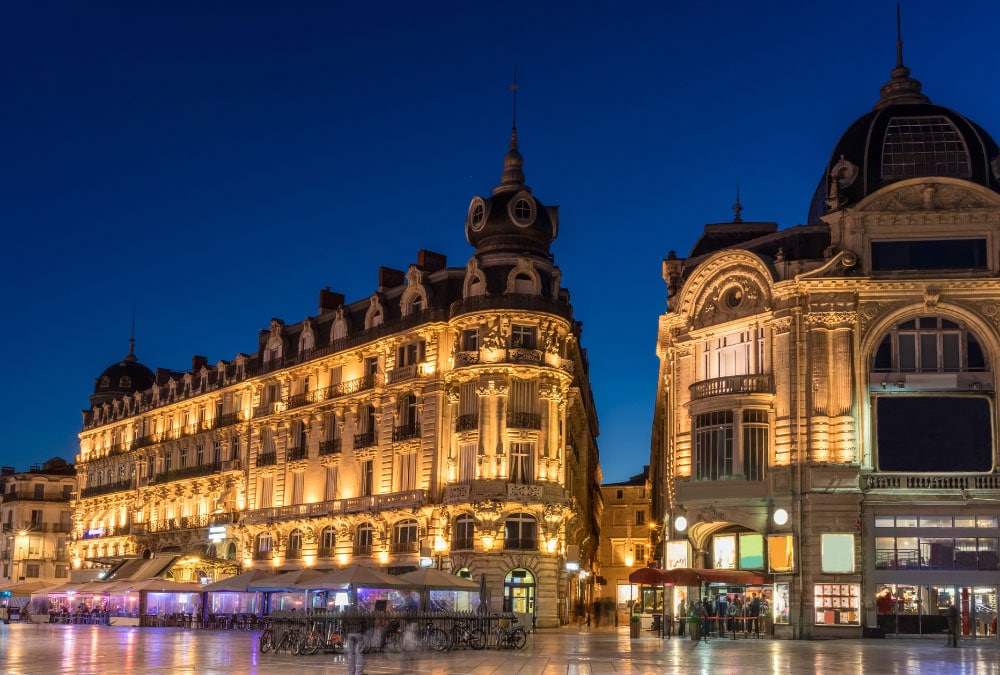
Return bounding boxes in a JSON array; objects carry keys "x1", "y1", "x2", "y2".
[
  {"x1": 155, "y1": 368, "x2": 173, "y2": 386},
  {"x1": 417, "y1": 250, "x2": 447, "y2": 272},
  {"x1": 379, "y1": 266, "x2": 406, "y2": 290},
  {"x1": 191, "y1": 355, "x2": 208, "y2": 372},
  {"x1": 319, "y1": 286, "x2": 345, "y2": 313}
]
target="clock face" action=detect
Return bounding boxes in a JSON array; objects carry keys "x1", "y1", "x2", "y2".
[{"x1": 467, "y1": 197, "x2": 489, "y2": 232}]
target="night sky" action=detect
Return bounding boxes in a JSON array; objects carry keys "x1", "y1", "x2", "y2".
[{"x1": 4, "y1": 1, "x2": 999, "y2": 482}]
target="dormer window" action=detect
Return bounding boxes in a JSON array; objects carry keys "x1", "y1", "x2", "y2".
[
  {"x1": 119, "y1": 376, "x2": 131, "y2": 388},
  {"x1": 100, "y1": 376, "x2": 110, "y2": 388}
]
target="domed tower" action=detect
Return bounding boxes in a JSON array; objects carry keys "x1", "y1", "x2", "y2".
[
  {"x1": 808, "y1": 30, "x2": 1000, "y2": 224},
  {"x1": 90, "y1": 337, "x2": 155, "y2": 407},
  {"x1": 463, "y1": 127, "x2": 561, "y2": 298}
]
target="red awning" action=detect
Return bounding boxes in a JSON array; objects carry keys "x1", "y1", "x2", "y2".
[{"x1": 628, "y1": 567, "x2": 772, "y2": 586}]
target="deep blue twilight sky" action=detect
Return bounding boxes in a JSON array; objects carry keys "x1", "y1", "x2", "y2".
[{"x1": 3, "y1": 1, "x2": 999, "y2": 483}]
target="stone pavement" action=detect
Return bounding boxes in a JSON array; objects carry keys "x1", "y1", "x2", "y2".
[{"x1": 2, "y1": 621, "x2": 999, "y2": 674}]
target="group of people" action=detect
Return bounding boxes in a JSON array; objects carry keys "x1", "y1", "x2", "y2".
[{"x1": 678, "y1": 593, "x2": 767, "y2": 638}]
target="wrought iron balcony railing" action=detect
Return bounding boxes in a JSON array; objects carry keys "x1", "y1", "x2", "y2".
[
  {"x1": 689, "y1": 374, "x2": 773, "y2": 400},
  {"x1": 455, "y1": 414, "x2": 479, "y2": 432},
  {"x1": 257, "y1": 452, "x2": 277, "y2": 467},
  {"x1": 287, "y1": 446, "x2": 307, "y2": 462},
  {"x1": 507, "y1": 412, "x2": 541, "y2": 429},
  {"x1": 392, "y1": 422, "x2": 421, "y2": 442},
  {"x1": 319, "y1": 439, "x2": 342, "y2": 456},
  {"x1": 354, "y1": 431, "x2": 377, "y2": 449}
]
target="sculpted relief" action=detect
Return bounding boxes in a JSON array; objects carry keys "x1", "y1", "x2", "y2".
[{"x1": 690, "y1": 266, "x2": 772, "y2": 329}]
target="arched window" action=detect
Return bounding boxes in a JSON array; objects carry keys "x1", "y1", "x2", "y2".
[
  {"x1": 513, "y1": 273, "x2": 534, "y2": 294},
  {"x1": 225, "y1": 542, "x2": 237, "y2": 560},
  {"x1": 299, "y1": 331, "x2": 315, "y2": 353},
  {"x1": 355, "y1": 523, "x2": 374, "y2": 555},
  {"x1": 503, "y1": 513, "x2": 538, "y2": 550},
  {"x1": 320, "y1": 526, "x2": 337, "y2": 556},
  {"x1": 409, "y1": 295, "x2": 424, "y2": 313},
  {"x1": 872, "y1": 316, "x2": 987, "y2": 373},
  {"x1": 453, "y1": 514, "x2": 475, "y2": 550},
  {"x1": 287, "y1": 529, "x2": 303, "y2": 559},
  {"x1": 254, "y1": 533, "x2": 273, "y2": 560},
  {"x1": 392, "y1": 518, "x2": 419, "y2": 553}
]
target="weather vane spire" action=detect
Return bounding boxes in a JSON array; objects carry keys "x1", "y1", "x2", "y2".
[
  {"x1": 127, "y1": 303, "x2": 136, "y2": 361},
  {"x1": 732, "y1": 179, "x2": 744, "y2": 223},
  {"x1": 896, "y1": 2, "x2": 904, "y2": 69},
  {"x1": 509, "y1": 67, "x2": 519, "y2": 132}
]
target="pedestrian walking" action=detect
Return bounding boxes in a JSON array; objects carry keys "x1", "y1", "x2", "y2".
[
  {"x1": 946, "y1": 602, "x2": 960, "y2": 647},
  {"x1": 342, "y1": 611, "x2": 367, "y2": 675}
]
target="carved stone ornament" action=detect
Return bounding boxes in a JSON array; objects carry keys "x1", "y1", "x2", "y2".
[
  {"x1": 693, "y1": 268, "x2": 771, "y2": 329},
  {"x1": 804, "y1": 312, "x2": 857, "y2": 329},
  {"x1": 857, "y1": 301, "x2": 907, "y2": 337},
  {"x1": 863, "y1": 182, "x2": 995, "y2": 212},
  {"x1": 972, "y1": 301, "x2": 1000, "y2": 332}
]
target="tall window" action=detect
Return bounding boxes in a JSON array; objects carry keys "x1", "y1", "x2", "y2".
[
  {"x1": 397, "y1": 340, "x2": 426, "y2": 367},
  {"x1": 287, "y1": 529, "x2": 303, "y2": 559},
  {"x1": 462, "y1": 329, "x2": 479, "y2": 352},
  {"x1": 255, "y1": 533, "x2": 273, "y2": 559},
  {"x1": 196, "y1": 444, "x2": 204, "y2": 466},
  {"x1": 392, "y1": 519, "x2": 419, "y2": 553},
  {"x1": 693, "y1": 411, "x2": 733, "y2": 480},
  {"x1": 231, "y1": 435, "x2": 240, "y2": 461},
  {"x1": 509, "y1": 442, "x2": 534, "y2": 484},
  {"x1": 742, "y1": 409, "x2": 768, "y2": 480},
  {"x1": 360, "y1": 459, "x2": 374, "y2": 496},
  {"x1": 458, "y1": 443, "x2": 477, "y2": 482},
  {"x1": 324, "y1": 466, "x2": 339, "y2": 501},
  {"x1": 872, "y1": 317, "x2": 986, "y2": 373},
  {"x1": 395, "y1": 452, "x2": 417, "y2": 492},
  {"x1": 504, "y1": 513, "x2": 538, "y2": 550},
  {"x1": 291, "y1": 472, "x2": 304, "y2": 505},
  {"x1": 700, "y1": 328, "x2": 766, "y2": 380},
  {"x1": 259, "y1": 475, "x2": 273, "y2": 508},
  {"x1": 320, "y1": 526, "x2": 336, "y2": 554},
  {"x1": 356, "y1": 523, "x2": 374, "y2": 554},
  {"x1": 453, "y1": 514, "x2": 475, "y2": 550}
]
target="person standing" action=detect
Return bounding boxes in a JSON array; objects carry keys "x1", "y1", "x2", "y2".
[
  {"x1": 677, "y1": 599, "x2": 686, "y2": 637},
  {"x1": 946, "y1": 602, "x2": 960, "y2": 647},
  {"x1": 342, "y1": 611, "x2": 367, "y2": 675}
]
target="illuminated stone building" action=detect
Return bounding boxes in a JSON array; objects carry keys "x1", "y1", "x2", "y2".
[
  {"x1": 0, "y1": 458, "x2": 76, "y2": 587},
  {"x1": 596, "y1": 467, "x2": 651, "y2": 618},
  {"x1": 72, "y1": 127, "x2": 601, "y2": 628},
  {"x1": 651, "y1": 38, "x2": 1000, "y2": 637}
]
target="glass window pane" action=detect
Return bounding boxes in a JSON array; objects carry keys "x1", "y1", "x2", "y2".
[
  {"x1": 898, "y1": 335, "x2": 916, "y2": 371},
  {"x1": 955, "y1": 538, "x2": 978, "y2": 570},
  {"x1": 875, "y1": 537, "x2": 896, "y2": 570},
  {"x1": 977, "y1": 516, "x2": 999, "y2": 528},
  {"x1": 954, "y1": 516, "x2": 976, "y2": 528},
  {"x1": 920, "y1": 334, "x2": 938, "y2": 370},
  {"x1": 978, "y1": 538, "x2": 999, "y2": 570},
  {"x1": 896, "y1": 517, "x2": 917, "y2": 528},
  {"x1": 920, "y1": 516, "x2": 952, "y2": 528},
  {"x1": 967, "y1": 336, "x2": 986, "y2": 371},
  {"x1": 920, "y1": 538, "x2": 955, "y2": 570},
  {"x1": 874, "y1": 516, "x2": 895, "y2": 528},
  {"x1": 941, "y1": 333, "x2": 960, "y2": 371}
]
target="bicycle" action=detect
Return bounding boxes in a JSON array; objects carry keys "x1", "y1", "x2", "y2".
[
  {"x1": 298, "y1": 620, "x2": 345, "y2": 655},
  {"x1": 446, "y1": 619, "x2": 486, "y2": 651},
  {"x1": 258, "y1": 621, "x2": 274, "y2": 653},
  {"x1": 488, "y1": 618, "x2": 527, "y2": 649},
  {"x1": 261, "y1": 621, "x2": 303, "y2": 654}
]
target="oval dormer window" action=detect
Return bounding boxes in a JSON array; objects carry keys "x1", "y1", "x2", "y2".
[
  {"x1": 119, "y1": 376, "x2": 132, "y2": 388},
  {"x1": 508, "y1": 191, "x2": 536, "y2": 227},
  {"x1": 468, "y1": 197, "x2": 488, "y2": 232}
]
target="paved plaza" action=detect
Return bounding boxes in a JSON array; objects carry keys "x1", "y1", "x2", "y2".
[{"x1": 1, "y1": 622, "x2": 999, "y2": 674}]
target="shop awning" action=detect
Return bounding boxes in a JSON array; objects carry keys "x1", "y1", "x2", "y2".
[{"x1": 628, "y1": 567, "x2": 772, "y2": 586}]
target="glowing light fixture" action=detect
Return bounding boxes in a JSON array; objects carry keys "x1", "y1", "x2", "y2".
[
  {"x1": 773, "y1": 508, "x2": 789, "y2": 526},
  {"x1": 674, "y1": 516, "x2": 688, "y2": 532}
]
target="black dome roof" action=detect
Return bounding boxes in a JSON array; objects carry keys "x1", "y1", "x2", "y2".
[
  {"x1": 809, "y1": 47, "x2": 1000, "y2": 223},
  {"x1": 465, "y1": 128, "x2": 556, "y2": 256},
  {"x1": 91, "y1": 342, "x2": 155, "y2": 406}
]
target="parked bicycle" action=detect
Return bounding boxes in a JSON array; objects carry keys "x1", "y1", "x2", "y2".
[
  {"x1": 446, "y1": 619, "x2": 486, "y2": 651},
  {"x1": 297, "y1": 619, "x2": 345, "y2": 655}
]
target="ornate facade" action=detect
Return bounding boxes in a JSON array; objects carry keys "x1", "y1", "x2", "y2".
[
  {"x1": 72, "y1": 127, "x2": 602, "y2": 628},
  {"x1": 652, "y1": 39, "x2": 1000, "y2": 637},
  {"x1": 0, "y1": 458, "x2": 76, "y2": 588}
]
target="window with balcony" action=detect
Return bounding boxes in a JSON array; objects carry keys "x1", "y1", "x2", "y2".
[
  {"x1": 287, "y1": 529, "x2": 303, "y2": 559},
  {"x1": 392, "y1": 518, "x2": 419, "y2": 553},
  {"x1": 503, "y1": 512, "x2": 538, "y2": 550},
  {"x1": 319, "y1": 526, "x2": 337, "y2": 557},
  {"x1": 511, "y1": 325, "x2": 537, "y2": 349},
  {"x1": 254, "y1": 533, "x2": 273, "y2": 560},
  {"x1": 397, "y1": 340, "x2": 426, "y2": 368},
  {"x1": 360, "y1": 460, "x2": 374, "y2": 497},
  {"x1": 453, "y1": 514, "x2": 475, "y2": 550},
  {"x1": 356, "y1": 523, "x2": 374, "y2": 554},
  {"x1": 395, "y1": 394, "x2": 420, "y2": 441},
  {"x1": 509, "y1": 442, "x2": 534, "y2": 484},
  {"x1": 456, "y1": 382, "x2": 479, "y2": 431},
  {"x1": 355, "y1": 404, "x2": 377, "y2": 449},
  {"x1": 462, "y1": 329, "x2": 479, "y2": 352},
  {"x1": 508, "y1": 379, "x2": 539, "y2": 429},
  {"x1": 692, "y1": 408, "x2": 769, "y2": 481},
  {"x1": 395, "y1": 452, "x2": 417, "y2": 492}
]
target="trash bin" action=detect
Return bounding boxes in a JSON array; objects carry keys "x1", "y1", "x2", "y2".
[
  {"x1": 689, "y1": 617, "x2": 700, "y2": 641},
  {"x1": 630, "y1": 617, "x2": 641, "y2": 638}
]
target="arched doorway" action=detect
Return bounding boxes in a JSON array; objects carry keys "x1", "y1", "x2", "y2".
[{"x1": 504, "y1": 568, "x2": 536, "y2": 629}]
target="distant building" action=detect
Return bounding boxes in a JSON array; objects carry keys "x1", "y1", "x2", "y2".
[
  {"x1": 0, "y1": 458, "x2": 76, "y2": 587},
  {"x1": 596, "y1": 467, "x2": 651, "y2": 617},
  {"x1": 652, "y1": 38, "x2": 1000, "y2": 637},
  {"x1": 71, "y1": 127, "x2": 601, "y2": 627}
]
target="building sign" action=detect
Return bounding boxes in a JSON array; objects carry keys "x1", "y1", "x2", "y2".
[
  {"x1": 767, "y1": 534, "x2": 795, "y2": 573},
  {"x1": 208, "y1": 526, "x2": 227, "y2": 543},
  {"x1": 86, "y1": 528, "x2": 105, "y2": 538},
  {"x1": 713, "y1": 535, "x2": 736, "y2": 569}
]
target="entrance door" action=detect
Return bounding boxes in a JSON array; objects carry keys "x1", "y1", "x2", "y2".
[{"x1": 504, "y1": 568, "x2": 535, "y2": 629}]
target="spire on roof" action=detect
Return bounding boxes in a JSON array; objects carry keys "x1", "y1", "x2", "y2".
[
  {"x1": 874, "y1": 3, "x2": 930, "y2": 110},
  {"x1": 732, "y1": 179, "x2": 744, "y2": 223},
  {"x1": 494, "y1": 70, "x2": 529, "y2": 195},
  {"x1": 126, "y1": 304, "x2": 137, "y2": 363}
]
